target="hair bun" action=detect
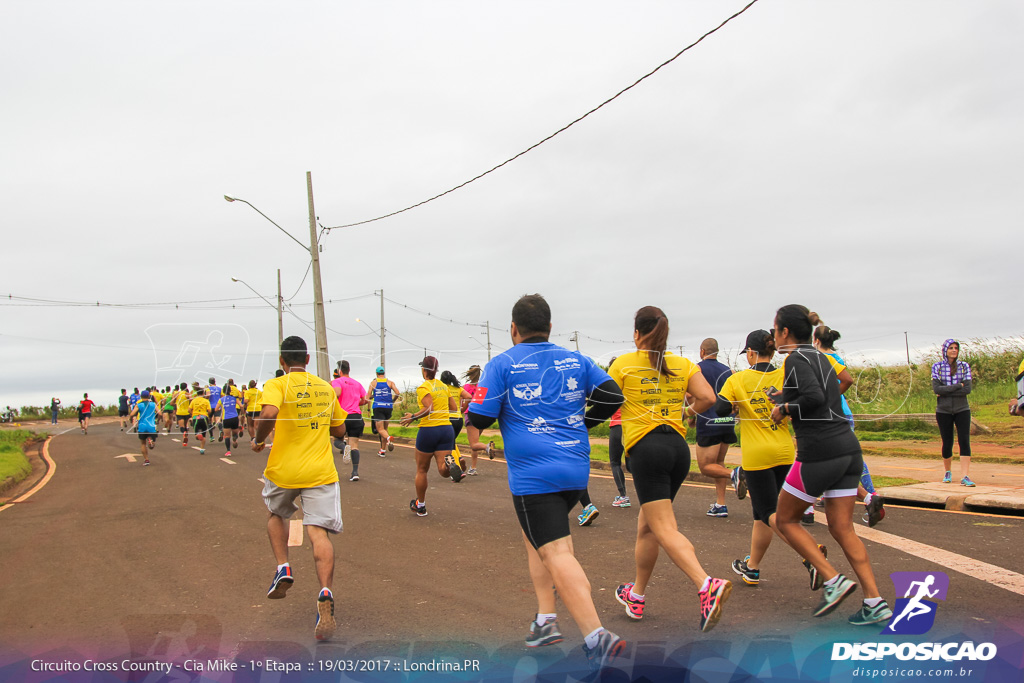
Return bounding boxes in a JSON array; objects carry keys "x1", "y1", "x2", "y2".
[{"x1": 808, "y1": 311, "x2": 822, "y2": 326}]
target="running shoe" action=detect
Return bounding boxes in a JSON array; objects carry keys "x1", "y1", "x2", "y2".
[
  {"x1": 445, "y1": 454, "x2": 463, "y2": 483},
  {"x1": 706, "y1": 503, "x2": 728, "y2": 518},
  {"x1": 801, "y1": 510, "x2": 815, "y2": 526},
  {"x1": 182, "y1": 438, "x2": 188, "y2": 448},
  {"x1": 343, "y1": 444, "x2": 351, "y2": 464},
  {"x1": 525, "y1": 615, "x2": 563, "y2": 647},
  {"x1": 732, "y1": 557, "x2": 759, "y2": 586},
  {"x1": 864, "y1": 494, "x2": 885, "y2": 527},
  {"x1": 143, "y1": 459, "x2": 150, "y2": 466},
  {"x1": 378, "y1": 449, "x2": 386, "y2": 457},
  {"x1": 803, "y1": 544, "x2": 828, "y2": 591},
  {"x1": 199, "y1": 448, "x2": 205, "y2": 454},
  {"x1": 848, "y1": 599, "x2": 893, "y2": 626},
  {"x1": 731, "y1": 466, "x2": 747, "y2": 500},
  {"x1": 612, "y1": 495, "x2": 631, "y2": 508},
  {"x1": 578, "y1": 503, "x2": 600, "y2": 526},
  {"x1": 349, "y1": 473, "x2": 359, "y2": 482},
  {"x1": 814, "y1": 574, "x2": 857, "y2": 617},
  {"x1": 698, "y1": 578, "x2": 732, "y2": 632},
  {"x1": 225, "y1": 451, "x2": 231, "y2": 458},
  {"x1": 466, "y1": 467, "x2": 478, "y2": 475},
  {"x1": 581, "y1": 629, "x2": 625, "y2": 672},
  {"x1": 814, "y1": 497, "x2": 826, "y2": 509},
  {"x1": 961, "y1": 476, "x2": 976, "y2": 487},
  {"x1": 315, "y1": 590, "x2": 336, "y2": 641},
  {"x1": 410, "y1": 499, "x2": 427, "y2": 517},
  {"x1": 615, "y1": 582, "x2": 645, "y2": 619},
  {"x1": 486, "y1": 441, "x2": 495, "y2": 459},
  {"x1": 942, "y1": 471, "x2": 952, "y2": 483},
  {"x1": 387, "y1": 435, "x2": 394, "y2": 452},
  {"x1": 267, "y1": 565, "x2": 294, "y2": 599}
]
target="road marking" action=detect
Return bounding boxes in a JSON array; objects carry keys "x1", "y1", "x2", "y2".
[
  {"x1": 288, "y1": 520, "x2": 303, "y2": 546},
  {"x1": 855, "y1": 524, "x2": 1024, "y2": 597},
  {"x1": 220, "y1": 457, "x2": 236, "y2": 465},
  {"x1": 115, "y1": 453, "x2": 139, "y2": 463},
  {"x1": 0, "y1": 436, "x2": 57, "y2": 514}
]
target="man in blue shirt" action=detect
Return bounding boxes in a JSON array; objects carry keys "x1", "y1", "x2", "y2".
[
  {"x1": 695, "y1": 338, "x2": 741, "y2": 517},
  {"x1": 128, "y1": 390, "x2": 159, "y2": 466},
  {"x1": 466, "y1": 294, "x2": 626, "y2": 672}
]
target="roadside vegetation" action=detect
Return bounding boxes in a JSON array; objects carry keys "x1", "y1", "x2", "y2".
[{"x1": 0, "y1": 430, "x2": 35, "y2": 488}]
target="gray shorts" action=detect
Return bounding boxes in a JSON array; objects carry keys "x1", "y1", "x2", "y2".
[{"x1": 262, "y1": 478, "x2": 344, "y2": 533}]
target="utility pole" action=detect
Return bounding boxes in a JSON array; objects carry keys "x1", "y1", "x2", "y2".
[
  {"x1": 277, "y1": 269, "x2": 284, "y2": 349},
  {"x1": 379, "y1": 289, "x2": 385, "y2": 369},
  {"x1": 570, "y1": 331, "x2": 580, "y2": 352},
  {"x1": 306, "y1": 171, "x2": 329, "y2": 380},
  {"x1": 486, "y1": 320, "x2": 492, "y2": 361}
]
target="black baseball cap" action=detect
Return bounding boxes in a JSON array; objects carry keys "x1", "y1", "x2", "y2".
[
  {"x1": 742, "y1": 330, "x2": 772, "y2": 354},
  {"x1": 419, "y1": 356, "x2": 439, "y2": 372}
]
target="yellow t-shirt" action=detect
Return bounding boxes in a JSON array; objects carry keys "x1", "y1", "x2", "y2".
[
  {"x1": 189, "y1": 397, "x2": 211, "y2": 417},
  {"x1": 608, "y1": 350, "x2": 700, "y2": 452},
  {"x1": 719, "y1": 366, "x2": 795, "y2": 471},
  {"x1": 226, "y1": 385, "x2": 243, "y2": 399},
  {"x1": 446, "y1": 384, "x2": 464, "y2": 419},
  {"x1": 417, "y1": 379, "x2": 453, "y2": 428},
  {"x1": 150, "y1": 391, "x2": 163, "y2": 405},
  {"x1": 262, "y1": 372, "x2": 346, "y2": 489},
  {"x1": 244, "y1": 387, "x2": 260, "y2": 413},
  {"x1": 175, "y1": 391, "x2": 192, "y2": 415}
]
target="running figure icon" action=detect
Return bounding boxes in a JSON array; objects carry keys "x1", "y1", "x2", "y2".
[{"x1": 886, "y1": 574, "x2": 940, "y2": 632}]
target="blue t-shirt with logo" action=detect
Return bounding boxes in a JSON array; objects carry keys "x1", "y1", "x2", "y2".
[
  {"x1": 129, "y1": 393, "x2": 140, "y2": 410},
  {"x1": 468, "y1": 341, "x2": 611, "y2": 496},
  {"x1": 207, "y1": 385, "x2": 222, "y2": 412},
  {"x1": 219, "y1": 394, "x2": 239, "y2": 420},
  {"x1": 696, "y1": 358, "x2": 735, "y2": 436},
  {"x1": 372, "y1": 379, "x2": 393, "y2": 408},
  {"x1": 136, "y1": 400, "x2": 157, "y2": 434}
]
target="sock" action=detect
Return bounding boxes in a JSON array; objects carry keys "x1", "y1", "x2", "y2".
[
  {"x1": 863, "y1": 492, "x2": 873, "y2": 505},
  {"x1": 699, "y1": 576, "x2": 711, "y2": 593},
  {"x1": 805, "y1": 506, "x2": 814, "y2": 515},
  {"x1": 536, "y1": 612, "x2": 556, "y2": 626},
  {"x1": 351, "y1": 449, "x2": 360, "y2": 466},
  {"x1": 824, "y1": 575, "x2": 841, "y2": 588},
  {"x1": 583, "y1": 627, "x2": 605, "y2": 650},
  {"x1": 629, "y1": 588, "x2": 644, "y2": 601},
  {"x1": 864, "y1": 596, "x2": 883, "y2": 608},
  {"x1": 277, "y1": 563, "x2": 290, "y2": 571}
]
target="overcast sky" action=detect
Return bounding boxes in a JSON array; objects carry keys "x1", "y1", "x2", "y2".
[{"x1": 2, "y1": 0, "x2": 1022, "y2": 407}]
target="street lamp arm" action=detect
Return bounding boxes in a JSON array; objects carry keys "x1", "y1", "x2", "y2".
[
  {"x1": 224, "y1": 195, "x2": 310, "y2": 252},
  {"x1": 231, "y1": 278, "x2": 279, "y2": 312}
]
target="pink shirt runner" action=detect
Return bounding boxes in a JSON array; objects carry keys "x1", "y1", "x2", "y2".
[{"x1": 331, "y1": 376, "x2": 365, "y2": 415}]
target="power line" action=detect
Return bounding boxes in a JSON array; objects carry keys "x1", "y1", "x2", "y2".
[{"x1": 323, "y1": 0, "x2": 762, "y2": 231}]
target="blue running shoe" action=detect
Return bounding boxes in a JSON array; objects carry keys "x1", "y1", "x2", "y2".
[
  {"x1": 578, "y1": 504, "x2": 600, "y2": 526},
  {"x1": 267, "y1": 565, "x2": 294, "y2": 599},
  {"x1": 707, "y1": 503, "x2": 728, "y2": 518},
  {"x1": 582, "y1": 630, "x2": 625, "y2": 671},
  {"x1": 942, "y1": 471, "x2": 952, "y2": 484},
  {"x1": 961, "y1": 476, "x2": 976, "y2": 487}
]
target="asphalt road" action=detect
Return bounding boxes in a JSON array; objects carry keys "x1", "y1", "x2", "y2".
[{"x1": 1, "y1": 423, "x2": 1022, "y2": 678}]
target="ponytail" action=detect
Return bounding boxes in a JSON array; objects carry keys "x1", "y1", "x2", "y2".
[{"x1": 634, "y1": 305, "x2": 675, "y2": 376}]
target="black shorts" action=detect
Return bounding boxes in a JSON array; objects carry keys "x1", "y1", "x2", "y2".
[
  {"x1": 513, "y1": 489, "x2": 585, "y2": 550},
  {"x1": 163, "y1": 408, "x2": 175, "y2": 414},
  {"x1": 176, "y1": 413, "x2": 190, "y2": 423},
  {"x1": 450, "y1": 417, "x2": 464, "y2": 440},
  {"x1": 223, "y1": 417, "x2": 240, "y2": 430},
  {"x1": 371, "y1": 407, "x2": 393, "y2": 422},
  {"x1": 415, "y1": 424, "x2": 454, "y2": 453},
  {"x1": 696, "y1": 430, "x2": 738, "y2": 448},
  {"x1": 137, "y1": 432, "x2": 158, "y2": 442},
  {"x1": 247, "y1": 411, "x2": 260, "y2": 421},
  {"x1": 783, "y1": 452, "x2": 863, "y2": 503},
  {"x1": 345, "y1": 413, "x2": 365, "y2": 438},
  {"x1": 118, "y1": 410, "x2": 130, "y2": 417},
  {"x1": 191, "y1": 417, "x2": 209, "y2": 435},
  {"x1": 628, "y1": 426, "x2": 691, "y2": 505},
  {"x1": 745, "y1": 464, "x2": 791, "y2": 523}
]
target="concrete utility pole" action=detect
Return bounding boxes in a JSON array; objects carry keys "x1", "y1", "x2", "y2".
[
  {"x1": 307, "y1": 172, "x2": 329, "y2": 380},
  {"x1": 277, "y1": 269, "x2": 284, "y2": 349},
  {"x1": 379, "y1": 289, "x2": 385, "y2": 369},
  {"x1": 486, "y1": 321, "x2": 492, "y2": 361}
]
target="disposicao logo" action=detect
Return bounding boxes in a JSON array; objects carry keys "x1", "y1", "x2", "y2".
[{"x1": 831, "y1": 571, "x2": 998, "y2": 663}]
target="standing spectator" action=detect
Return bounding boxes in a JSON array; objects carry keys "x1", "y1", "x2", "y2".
[
  {"x1": 50, "y1": 397, "x2": 61, "y2": 425},
  {"x1": 932, "y1": 339, "x2": 974, "y2": 486}
]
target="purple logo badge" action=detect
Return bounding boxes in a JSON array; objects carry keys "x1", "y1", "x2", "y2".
[{"x1": 884, "y1": 571, "x2": 949, "y2": 635}]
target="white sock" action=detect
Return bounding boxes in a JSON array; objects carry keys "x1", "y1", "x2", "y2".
[
  {"x1": 583, "y1": 627, "x2": 605, "y2": 650},
  {"x1": 805, "y1": 505, "x2": 814, "y2": 515},
  {"x1": 824, "y1": 574, "x2": 841, "y2": 588},
  {"x1": 536, "y1": 612, "x2": 556, "y2": 625},
  {"x1": 864, "y1": 596, "x2": 883, "y2": 607},
  {"x1": 863, "y1": 492, "x2": 873, "y2": 505},
  {"x1": 699, "y1": 576, "x2": 711, "y2": 593},
  {"x1": 277, "y1": 563, "x2": 290, "y2": 571},
  {"x1": 629, "y1": 587, "x2": 644, "y2": 601}
]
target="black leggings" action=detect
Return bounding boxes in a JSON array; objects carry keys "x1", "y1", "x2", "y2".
[
  {"x1": 936, "y1": 410, "x2": 971, "y2": 459},
  {"x1": 609, "y1": 425, "x2": 628, "y2": 497}
]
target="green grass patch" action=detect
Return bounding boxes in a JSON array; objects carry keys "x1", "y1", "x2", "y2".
[
  {"x1": 0, "y1": 430, "x2": 35, "y2": 485},
  {"x1": 872, "y1": 475, "x2": 922, "y2": 488}
]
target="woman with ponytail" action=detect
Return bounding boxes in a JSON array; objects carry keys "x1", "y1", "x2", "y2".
[
  {"x1": 769, "y1": 305, "x2": 891, "y2": 626},
  {"x1": 608, "y1": 306, "x2": 732, "y2": 633}
]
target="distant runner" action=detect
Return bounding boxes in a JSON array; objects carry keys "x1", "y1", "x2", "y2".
[
  {"x1": 128, "y1": 390, "x2": 159, "y2": 466},
  {"x1": 189, "y1": 388, "x2": 212, "y2": 454},
  {"x1": 118, "y1": 389, "x2": 131, "y2": 431},
  {"x1": 79, "y1": 393, "x2": 95, "y2": 434},
  {"x1": 366, "y1": 366, "x2": 401, "y2": 457},
  {"x1": 332, "y1": 361, "x2": 368, "y2": 482}
]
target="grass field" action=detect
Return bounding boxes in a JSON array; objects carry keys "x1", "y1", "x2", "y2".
[{"x1": 0, "y1": 430, "x2": 35, "y2": 486}]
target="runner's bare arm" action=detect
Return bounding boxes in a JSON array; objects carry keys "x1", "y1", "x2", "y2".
[{"x1": 252, "y1": 405, "x2": 279, "y2": 451}]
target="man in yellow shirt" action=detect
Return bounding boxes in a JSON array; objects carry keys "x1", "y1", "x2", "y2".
[
  {"x1": 188, "y1": 388, "x2": 212, "y2": 454},
  {"x1": 252, "y1": 336, "x2": 347, "y2": 641}
]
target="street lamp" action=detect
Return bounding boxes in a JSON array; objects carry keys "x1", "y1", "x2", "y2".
[
  {"x1": 232, "y1": 276, "x2": 284, "y2": 348},
  {"x1": 224, "y1": 172, "x2": 330, "y2": 379}
]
